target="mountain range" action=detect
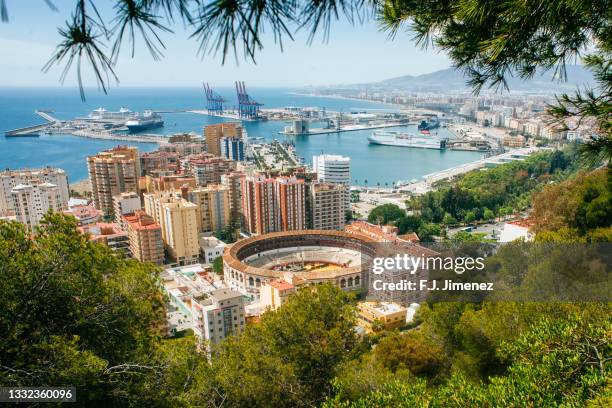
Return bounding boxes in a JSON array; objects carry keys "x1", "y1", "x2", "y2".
[{"x1": 348, "y1": 65, "x2": 594, "y2": 93}]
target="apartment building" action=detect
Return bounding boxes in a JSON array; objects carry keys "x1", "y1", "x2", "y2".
[
  {"x1": 123, "y1": 210, "x2": 164, "y2": 265},
  {"x1": 0, "y1": 167, "x2": 69, "y2": 215},
  {"x1": 139, "y1": 150, "x2": 180, "y2": 176},
  {"x1": 187, "y1": 184, "x2": 231, "y2": 233},
  {"x1": 144, "y1": 191, "x2": 199, "y2": 266},
  {"x1": 87, "y1": 146, "x2": 140, "y2": 217},
  {"x1": 220, "y1": 136, "x2": 245, "y2": 161},
  {"x1": 204, "y1": 122, "x2": 242, "y2": 156},
  {"x1": 63, "y1": 204, "x2": 102, "y2": 226},
  {"x1": 259, "y1": 279, "x2": 296, "y2": 311},
  {"x1": 357, "y1": 301, "x2": 407, "y2": 333},
  {"x1": 276, "y1": 176, "x2": 306, "y2": 231},
  {"x1": 112, "y1": 191, "x2": 141, "y2": 225},
  {"x1": 181, "y1": 152, "x2": 237, "y2": 187},
  {"x1": 221, "y1": 171, "x2": 244, "y2": 227},
  {"x1": 158, "y1": 133, "x2": 206, "y2": 156},
  {"x1": 191, "y1": 288, "x2": 245, "y2": 344},
  {"x1": 11, "y1": 182, "x2": 66, "y2": 230},
  {"x1": 240, "y1": 175, "x2": 306, "y2": 235},
  {"x1": 241, "y1": 175, "x2": 278, "y2": 235},
  {"x1": 310, "y1": 182, "x2": 346, "y2": 230},
  {"x1": 312, "y1": 154, "x2": 351, "y2": 210},
  {"x1": 79, "y1": 222, "x2": 131, "y2": 258},
  {"x1": 143, "y1": 173, "x2": 197, "y2": 194}
]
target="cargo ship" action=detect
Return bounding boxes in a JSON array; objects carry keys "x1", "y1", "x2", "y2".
[
  {"x1": 417, "y1": 116, "x2": 440, "y2": 131},
  {"x1": 125, "y1": 110, "x2": 164, "y2": 133},
  {"x1": 368, "y1": 130, "x2": 447, "y2": 150}
]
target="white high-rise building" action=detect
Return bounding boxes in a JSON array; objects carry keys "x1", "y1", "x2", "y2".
[
  {"x1": 0, "y1": 167, "x2": 69, "y2": 215},
  {"x1": 113, "y1": 191, "x2": 142, "y2": 224},
  {"x1": 191, "y1": 288, "x2": 245, "y2": 344},
  {"x1": 11, "y1": 182, "x2": 66, "y2": 230},
  {"x1": 312, "y1": 154, "x2": 351, "y2": 211}
]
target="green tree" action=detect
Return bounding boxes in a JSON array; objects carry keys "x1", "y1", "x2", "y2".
[
  {"x1": 396, "y1": 214, "x2": 422, "y2": 234},
  {"x1": 214, "y1": 284, "x2": 358, "y2": 407},
  {"x1": 0, "y1": 214, "x2": 167, "y2": 404},
  {"x1": 482, "y1": 208, "x2": 495, "y2": 221},
  {"x1": 464, "y1": 210, "x2": 476, "y2": 224},
  {"x1": 212, "y1": 256, "x2": 223, "y2": 274},
  {"x1": 345, "y1": 209, "x2": 354, "y2": 223},
  {"x1": 442, "y1": 212, "x2": 458, "y2": 226},
  {"x1": 451, "y1": 231, "x2": 488, "y2": 243},
  {"x1": 372, "y1": 332, "x2": 448, "y2": 380},
  {"x1": 367, "y1": 203, "x2": 406, "y2": 225},
  {"x1": 417, "y1": 223, "x2": 440, "y2": 242}
]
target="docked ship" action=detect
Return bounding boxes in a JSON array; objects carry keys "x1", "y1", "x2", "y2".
[
  {"x1": 88, "y1": 107, "x2": 133, "y2": 121},
  {"x1": 417, "y1": 116, "x2": 440, "y2": 131},
  {"x1": 125, "y1": 110, "x2": 164, "y2": 133},
  {"x1": 368, "y1": 130, "x2": 447, "y2": 150}
]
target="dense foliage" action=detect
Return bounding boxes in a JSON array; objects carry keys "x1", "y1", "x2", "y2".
[
  {"x1": 367, "y1": 203, "x2": 441, "y2": 241},
  {"x1": 531, "y1": 168, "x2": 612, "y2": 241},
  {"x1": 325, "y1": 304, "x2": 611, "y2": 407},
  {"x1": 411, "y1": 147, "x2": 581, "y2": 225},
  {"x1": 0, "y1": 214, "x2": 166, "y2": 405}
]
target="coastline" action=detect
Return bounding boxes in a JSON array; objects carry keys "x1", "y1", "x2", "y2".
[{"x1": 288, "y1": 92, "x2": 404, "y2": 110}]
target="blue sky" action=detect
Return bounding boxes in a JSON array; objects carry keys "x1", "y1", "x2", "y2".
[{"x1": 0, "y1": 1, "x2": 451, "y2": 87}]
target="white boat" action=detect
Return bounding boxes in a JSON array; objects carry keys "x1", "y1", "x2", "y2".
[{"x1": 368, "y1": 130, "x2": 447, "y2": 150}]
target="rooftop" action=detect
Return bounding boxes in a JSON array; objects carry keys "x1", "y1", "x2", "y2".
[
  {"x1": 507, "y1": 219, "x2": 535, "y2": 228},
  {"x1": 210, "y1": 288, "x2": 243, "y2": 302},
  {"x1": 64, "y1": 205, "x2": 101, "y2": 220},
  {"x1": 268, "y1": 279, "x2": 294, "y2": 291},
  {"x1": 359, "y1": 301, "x2": 407, "y2": 316},
  {"x1": 79, "y1": 222, "x2": 127, "y2": 240},
  {"x1": 123, "y1": 211, "x2": 160, "y2": 231}
]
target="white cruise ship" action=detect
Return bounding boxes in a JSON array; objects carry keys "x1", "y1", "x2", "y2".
[
  {"x1": 88, "y1": 107, "x2": 133, "y2": 121},
  {"x1": 368, "y1": 130, "x2": 447, "y2": 150}
]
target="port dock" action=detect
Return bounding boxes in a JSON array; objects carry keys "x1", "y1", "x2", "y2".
[
  {"x1": 188, "y1": 109, "x2": 261, "y2": 122},
  {"x1": 5, "y1": 110, "x2": 63, "y2": 136},
  {"x1": 71, "y1": 129, "x2": 167, "y2": 144},
  {"x1": 279, "y1": 121, "x2": 404, "y2": 136}
]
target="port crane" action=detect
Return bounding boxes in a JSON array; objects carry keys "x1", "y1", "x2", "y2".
[
  {"x1": 235, "y1": 81, "x2": 263, "y2": 119},
  {"x1": 203, "y1": 82, "x2": 226, "y2": 114}
]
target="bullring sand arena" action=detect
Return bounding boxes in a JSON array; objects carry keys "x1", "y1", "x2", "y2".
[{"x1": 222, "y1": 230, "x2": 376, "y2": 299}]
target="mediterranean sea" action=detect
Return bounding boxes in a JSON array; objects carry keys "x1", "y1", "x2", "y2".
[{"x1": 0, "y1": 87, "x2": 483, "y2": 185}]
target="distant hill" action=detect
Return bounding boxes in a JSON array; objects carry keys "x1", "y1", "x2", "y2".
[{"x1": 360, "y1": 65, "x2": 594, "y2": 93}]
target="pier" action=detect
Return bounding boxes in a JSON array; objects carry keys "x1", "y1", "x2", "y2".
[
  {"x1": 279, "y1": 121, "x2": 404, "y2": 136},
  {"x1": 5, "y1": 110, "x2": 63, "y2": 136},
  {"x1": 71, "y1": 129, "x2": 167, "y2": 144},
  {"x1": 188, "y1": 109, "x2": 258, "y2": 121},
  {"x1": 5, "y1": 123, "x2": 51, "y2": 136}
]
